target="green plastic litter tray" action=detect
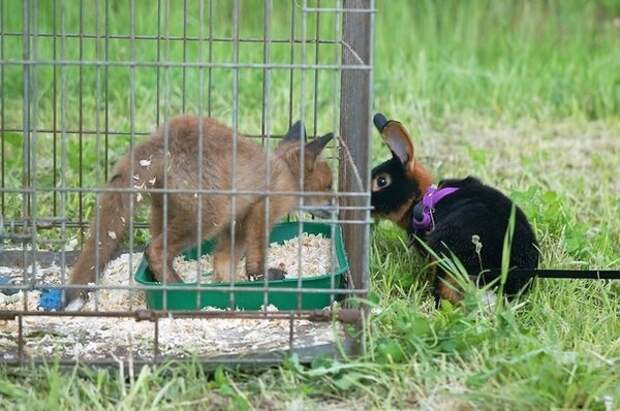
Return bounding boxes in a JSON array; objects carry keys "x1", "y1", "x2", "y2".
[{"x1": 134, "y1": 222, "x2": 349, "y2": 311}]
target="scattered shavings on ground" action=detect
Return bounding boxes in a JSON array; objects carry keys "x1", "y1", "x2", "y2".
[{"x1": 0, "y1": 234, "x2": 342, "y2": 362}]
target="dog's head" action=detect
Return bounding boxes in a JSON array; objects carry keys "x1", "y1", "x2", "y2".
[{"x1": 371, "y1": 113, "x2": 432, "y2": 227}]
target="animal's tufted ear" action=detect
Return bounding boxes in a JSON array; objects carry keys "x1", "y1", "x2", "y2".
[
  {"x1": 281, "y1": 120, "x2": 307, "y2": 144},
  {"x1": 283, "y1": 132, "x2": 334, "y2": 172},
  {"x1": 305, "y1": 132, "x2": 333, "y2": 160}
]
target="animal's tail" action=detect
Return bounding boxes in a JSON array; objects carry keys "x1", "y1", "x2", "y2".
[{"x1": 66, "y1": 143, "x2": 161, "y2": 304}]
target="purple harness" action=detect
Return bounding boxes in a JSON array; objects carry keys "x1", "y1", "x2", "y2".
[{"x1": 412, "y1": 186, "x2": 459, "y2": 234}]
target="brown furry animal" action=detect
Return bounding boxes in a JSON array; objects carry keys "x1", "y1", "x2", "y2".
[{"x1": 66, "y1": 116, "x2": 334, "y2": 307}]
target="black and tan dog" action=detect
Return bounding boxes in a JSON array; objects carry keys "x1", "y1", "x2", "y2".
[{"x1": 371, "y1": 113, "x2": 539, "y2": 306}]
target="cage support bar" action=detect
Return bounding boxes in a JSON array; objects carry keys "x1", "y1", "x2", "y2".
[{"x1": 339, "y1": 0, "x2": 372, "y2": 295}]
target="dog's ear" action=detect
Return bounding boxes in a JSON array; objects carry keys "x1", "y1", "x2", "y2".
[
  {"x1": 381, "y1": 120, "x2": 416, "y2": 171},
  {"x1": 281, "y1": 120, "x2": 307, "y2": 144}
]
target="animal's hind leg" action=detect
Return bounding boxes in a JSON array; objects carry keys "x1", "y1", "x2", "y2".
[
  {"x1": 150, "y1": 194, "x2": 163, "y2": 239},
  {"x1": 145, "y1": 221, "x2": 194, "y2": 283},
  {"x1": 243, "y1": 203, "x2": 287, "y2": 281},
  {"x1": 431, "y1": 264, "x2": 463, "y2": 307},
  {"x1": 213, "y1": 225, "x2": 246, "y2": 282}
]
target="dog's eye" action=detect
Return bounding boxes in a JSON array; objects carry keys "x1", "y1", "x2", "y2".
[{"x1": 372, "y1": 174, "x2": 391, "y2": 191}]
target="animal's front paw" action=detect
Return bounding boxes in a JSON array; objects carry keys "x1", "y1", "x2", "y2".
[
  {"x1": 266, "y1": 268, "x2": 287, "y2": 280},
  {"x1": 247, "y1": 268, "x2": 287, "y2": 281}
]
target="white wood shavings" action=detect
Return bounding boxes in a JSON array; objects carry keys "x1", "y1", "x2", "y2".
[
  {"x1": 0, "y1": 236, "x2": 342, "y2": 362},
  {"x1": 139, "y1": 159, "x2": 152, "y2": 167},
  {"x1": 107, "y1": 231, "x2": 117, "y2": 240},
  {"x1": 268, "y1": 234, "x2": 333, "y2": 279},
  {"x1": 175, "y1": 233, "x2": 333, "y2": 282}
]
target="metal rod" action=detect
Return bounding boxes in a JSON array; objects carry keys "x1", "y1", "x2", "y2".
[
  {"x1": 128, "y1": 0, "x2": 137, "y2": 311},
  {"x1": 228, "y1": 0, "x2": 240, "y2": 309},
  {"x1": 78, "y1": 0, "x2": 84, "y2": 243},
  {"x1": 0, "y1": 0, "x2": 4, "y2": 215},
  {"x1": 0, "y1": 59, "x2": 372, "y2": 70},
  {"x1": 0, "y1": 31, "x2": 343, "y2": 45},
  {"x1": 0, "y1": 308, "x2": 362, "y2": 323},
  {"x1": 0, "y1": 282, "x2": 369, "y2": 295},
  {"x1": 339, "y1": 0, "x2": 374, "y2": 355},
  {"x1": 0, "y1": 186, "x2": 371, "y2": 198},
  {"x1": 261, "y1": 0, "x2": 273, "y2": 312}
]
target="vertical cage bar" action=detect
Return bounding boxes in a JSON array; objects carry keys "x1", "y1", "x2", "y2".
[
  {"x1": 59, "y1": 0, "x2": 68, "y2": 305},
  {"x1": 330, "y1": 0, "x2": 342, "y2": 307},
  {"x1": 182, "y1": 0, "x2": 188, "y2": 112},
  {"x1": 296, "y1": 0, "x2": 308, "y2": 316},
  {"x1": 52, "y1": 0, "x2": 58, "y2": 215},
  {"x1": 194, "y1": 0, "x2": 206, "y2": 310},
  {"x1": 93, "y1": 0, "x2": 102, "y2": 311},
  {"x1": 287, "y1": 2, "x2": 296, "y2": 126},
  {"x1": 339, "y1": 1, "x2": 373, "y2": 301},
  {"x1": 260, "y1": 0, "x2": 270, "y2": 146},
  {"x1": 29, "y1": 0, "x2": 39, "y2": 311},
  {"x1": 261, "y1": 0, "x2": 273, "y2": 312},
  {"x1": 78, "y1": 0, "x2": 84, "y2": 241},
  {"x1": 161, "y1": 0, "x2": 170, "y2": 310},
  {"x1": 156, "y1": 0, "x2": 161, "y2": 125},
  {"x1": 227, "y1": 0, "x2": 240, "y2": 308},
  {"x1": 21, "y1": 0, "x2": 32, "y2": 311},
  {"x1": 312, "y1": 0, "x2": 321, "y2": 137},
  {"x1": 17, "y1": 315, "x2": 23, "y2": 364},
  {"x1": 207, "y1": 0, "x2": 213, "y2": 117},
  {"x1": 127, "y1": 0, "x2": 137, "y2": 311},
  {"x1": 22, "y1": 0, "x2": 31, "y2": 224},
  {"x1": 0, "y1": 0, "x2": 5, "y2": 214},
  {"x1": 104, "y1": 0, "x2": 110, "y2": 181}
]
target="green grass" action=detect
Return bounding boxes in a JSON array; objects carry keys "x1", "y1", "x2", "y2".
[{"x1": 1, "y1": 0, "x2": 620, "y2": 409}]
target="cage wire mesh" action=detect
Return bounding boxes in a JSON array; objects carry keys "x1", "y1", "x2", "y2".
[{"x1": 0, "y1": 0, "x2": 374, "y2": 366}]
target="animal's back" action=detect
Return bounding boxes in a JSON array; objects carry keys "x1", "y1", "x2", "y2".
[
  {"x1": 149, "y1": 116, "x2": 268, "y2": 191},
  {"x1": 425, "y1": 177, "x2": 539, "y2": 294},
  {"x1": 140, "y1": 116, "x2": 269, "y2": 234}
]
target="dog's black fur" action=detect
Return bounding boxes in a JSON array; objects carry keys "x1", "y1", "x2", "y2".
[{"x1": 371, "y1": 114, "x2": 540, "y2": 304}]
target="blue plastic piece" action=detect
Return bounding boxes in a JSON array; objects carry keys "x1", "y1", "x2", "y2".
[
  {"x1": 38, "y1": 289, "x2": 64, "y2": 311},
  {"x1": 0, "y1": 274, "x2": 18, "y2": 296}
]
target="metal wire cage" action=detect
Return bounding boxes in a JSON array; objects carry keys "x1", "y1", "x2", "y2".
[{"x1": 0, "y1": 0, "x2": 374, "y2": 366}]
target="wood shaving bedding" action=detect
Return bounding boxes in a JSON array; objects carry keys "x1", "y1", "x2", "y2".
[
  {"x1": 0, "y1": 234, "x2": 342, "y2": 362},
  {"x1": 176, "y1": 233, "x2": 334, "y2": 282}
]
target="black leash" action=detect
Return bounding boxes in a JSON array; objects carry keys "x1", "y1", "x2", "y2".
[{"x1": 481, "y1": 268, "x2": 620, "y2": 280}]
